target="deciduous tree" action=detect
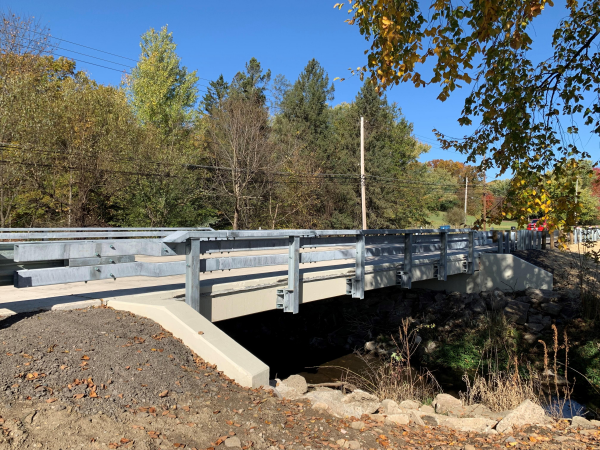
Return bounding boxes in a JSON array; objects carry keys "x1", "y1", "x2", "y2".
[
  {"x1": 125, "y1": 25, "x2": 199, "y2": 133},
  {"x1": 336, "y1": 0, "x2": 600, "y2": 233}
]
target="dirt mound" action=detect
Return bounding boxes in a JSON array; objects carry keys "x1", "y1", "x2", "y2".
[{"x1": 0, "y1": 308, "x2": 597, "y2": 449}]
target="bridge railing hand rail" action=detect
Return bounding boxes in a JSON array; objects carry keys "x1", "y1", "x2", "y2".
[{"x1": 8, "y1": 228, "x2": 501, "y2": 314}]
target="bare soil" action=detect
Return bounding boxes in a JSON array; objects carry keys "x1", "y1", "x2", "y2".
[{"x1": 0, "y1": 308, "x2": 597, "y2": 450}]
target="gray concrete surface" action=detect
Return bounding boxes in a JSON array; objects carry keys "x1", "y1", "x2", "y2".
[
  {"x1": 414, "y1": 253, "x2": 553, "y2": 293},
  {"x1": 107, "y1": 294, "x2": 270, "y2": 388}
]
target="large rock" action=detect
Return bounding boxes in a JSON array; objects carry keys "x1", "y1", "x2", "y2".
[
  {"x1": 528, "y1": 314, "x2": 543, "y2": 324},
  {"x1": 305, "y1": 388, "x2": 380, "y2": 418},
  {"x1": 439, "y1": 417, "x2": 498, "y2": 433},
  {"x1": 525, "y1": 322, "x2": 545, "y2": 333},
  {"x1": 470, "y1": 298, "x2": 487, "y2": 314},
  {"x1": 432, "y1": 393, "x2": 462, "y2": 414},
  {"x1": 571, "y1": 416, "x2": 595, "y2": 429},
  {"x1": 407, "y1": 410, "x2": 425, "y2": 426},
  {"x1": 504, "y1": 300, "x2": 530, "y2": 325},
  {"x1": 487, "y1": 290, "x2": 508, "y2": 311},
  {"x1": 281, "y1": 374, "x2": 308, "y2": 394},
  {"x1": 399, "y1": 400, "x2": 421, "y2": 410},
  {"x1": 384, "y1": 414, "x2": 410, "y2": 426},
  {"x1": 275, "y1": 380, "x2": 303, "y2": 399},
  {"x1": 541, "y1": 302, "x2": 563, "y2": 316},
  {"x1": 380, "y1": 399, "x2": 403, "y2": 415},
  {"x1": 464, "y1": 404, "x2": 506, "y2": 421},
  {"x1": 526, "y1": 288, "x2": 559, "y2": 305},
  {"x1": 419, "y1": 404, "x2": 435, "y2": 414},
  {"x1": 495, "y1": 400, "x2": 553, "y2": 433}
]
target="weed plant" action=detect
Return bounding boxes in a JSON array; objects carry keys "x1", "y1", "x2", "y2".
[{"x1": 342, "y1": 318, "x2": 441, "y2": 403}]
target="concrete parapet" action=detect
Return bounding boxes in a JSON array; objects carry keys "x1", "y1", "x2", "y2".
[{"x1": 105, "y1": 294, "x2": 269, "y2": 388}]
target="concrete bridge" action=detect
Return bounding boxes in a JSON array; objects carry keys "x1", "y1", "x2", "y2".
[{"x1": 0, "y1": 227, "x2": 555, "y2": 388}]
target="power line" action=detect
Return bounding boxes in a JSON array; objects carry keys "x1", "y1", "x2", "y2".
[
  {"x1": 9, "y1": 23, "x2": 138, "y2": 62},
  {"x1": 1, "y1": 143, "x2": 490, "y2": 189},
  {"x1": 7, "y1": 25, "x2": 219, "y2": 92}
]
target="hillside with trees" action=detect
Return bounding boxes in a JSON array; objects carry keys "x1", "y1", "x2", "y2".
[{"x1": 1, "y1": 12, "x2": 598, "y2": 230}]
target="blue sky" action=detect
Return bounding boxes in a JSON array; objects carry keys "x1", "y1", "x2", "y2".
[{"x1": 7, "y1": 0, "x2": 599, "y2": 179}]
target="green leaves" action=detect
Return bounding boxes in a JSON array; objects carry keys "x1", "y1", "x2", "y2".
[
  {"x1": 124, "y1": 25, "x2": 199, "y2": 134},
  {"x1": 340, "y1": 0, "x2": 600, "y2": 231}
]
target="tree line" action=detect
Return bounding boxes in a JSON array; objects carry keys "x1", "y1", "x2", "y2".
[{"x1": 1, "y1": 12, "x2": 597, "y2": 230}]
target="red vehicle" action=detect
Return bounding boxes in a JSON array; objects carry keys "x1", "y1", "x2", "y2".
[{"x1": 527, "y1": 219, "x2": 547, "y2": 231}]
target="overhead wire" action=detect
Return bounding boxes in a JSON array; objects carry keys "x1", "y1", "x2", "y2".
[
  {"x1": 8, "y1": 23, "x2": 138, "y2": 62},
  {"x1": 0, "y1": 142, "x2": 491, "y2": 189},
  {"x1": 3, "y1": 28, "x2": 212, "y2": 94}
]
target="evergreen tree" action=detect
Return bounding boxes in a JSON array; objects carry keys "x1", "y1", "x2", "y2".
[
  {"x1": 280, "y1": 59, "x2": 334, "y2": 154},
  {"x1": 201, "y1": 74, "x2": 229, "y2": 114},
  {"x1": 230, "y1": 58, "x2": 271, "y2": 105}
]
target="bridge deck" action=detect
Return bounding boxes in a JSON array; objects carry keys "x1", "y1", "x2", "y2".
[{"x1": 0, "y1": 241, "x2": 498, "y2": 318}]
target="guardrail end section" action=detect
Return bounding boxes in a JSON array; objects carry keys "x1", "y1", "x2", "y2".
[{"x1": 14, "y1": 271, "x2": 33, "y2": 288}]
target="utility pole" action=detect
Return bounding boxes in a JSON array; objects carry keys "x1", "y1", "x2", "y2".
[
  {"x1": 482, "y1": 158, "x2": 487, "y2": 231},
  {"x1": 361, "y1": 117, "x2": 367, "y2": 230},
  {"x1": 575, "y1": 177, "x2": 579, "y2": 229},
  {"x1": 464, "y1": 177, "x2": 468, "y2": 226}
]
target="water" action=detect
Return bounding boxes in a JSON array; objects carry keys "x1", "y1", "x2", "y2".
[
  {"x1": 214, "y1": 292, "x2": 597, "y2": 417},
  {"x1": 297, "y1": 353, "x2": 374, "y2": 385},
  {"x1": 544, "y1": 397, "x2": 587, "y2": 419}
]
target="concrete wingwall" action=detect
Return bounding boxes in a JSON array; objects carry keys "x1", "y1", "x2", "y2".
[
  {"x1": 413, "y1": 253, "x2": 553, "y2": 293},
  {"x1": 105, "y1": 295, "x2": 270, "y2": 389}
]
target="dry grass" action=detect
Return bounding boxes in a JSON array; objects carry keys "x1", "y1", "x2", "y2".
[
  {"x1": 343, "y1": 318, "x2": 441, "y2": 403},
  {"x1": 461, "y1": 358, "x2": 541, "y2": 412}
]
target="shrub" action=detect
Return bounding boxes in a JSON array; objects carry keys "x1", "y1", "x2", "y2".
[
  {"x1": 444, "y1": 206, "x2": 465, "y2": 227},
  {"x1": 575, "y1": 340, "x2": 600, "y2": 388}
]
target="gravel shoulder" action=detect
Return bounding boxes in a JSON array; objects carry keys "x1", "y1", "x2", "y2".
[{"x1": 0, "y1": 308, "x2": 597, "y2": 449}]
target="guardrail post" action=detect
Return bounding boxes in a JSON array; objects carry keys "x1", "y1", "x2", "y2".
[
  {"x1": 402, "y1": 232, "x2": 413, "y2": 288},
  {"x1": 467, "y1": 231, "x2": 475, "y2": 274},
  {"x1": 542, "y1": 230, "x2": 547, "y2": 250},
  {"x1": 185, "y1": 238, "x2": 200, "y2": 311},
  {"x1": 277, "y1": 236, "x2": 301, "y2": 313},
  {"x1": 438, "y1": 230, "x2": 448, "y2": 281},
  {"x1": 497, "y1": 230, "x2": 504, "y2": 254},
  {"x1": 353, "y1": 234, "x2": 365, "y2": 299},
  {"x1": 286, "y1": 236, "x2": 300, "y2": 313}
]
